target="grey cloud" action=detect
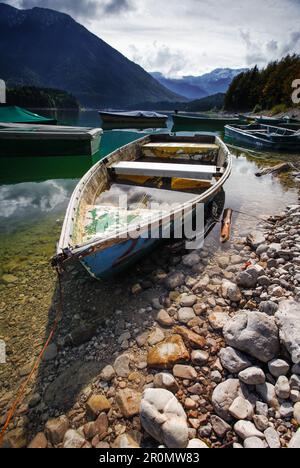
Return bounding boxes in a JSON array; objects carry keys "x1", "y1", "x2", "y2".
[
  {"x1": 281, "y1": 31, "x2": 300, "y2": 54},
  {"x1": 18, "y1": 0, "x2": 133, "y2": 18},
  {"x1": 266, "y1": 40, "x2": 278, "y2": 53}
]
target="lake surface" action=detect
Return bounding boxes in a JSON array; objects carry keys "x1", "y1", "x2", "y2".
[{"x1": 0, "y1": 110, "x2": 299, "y2": 401}]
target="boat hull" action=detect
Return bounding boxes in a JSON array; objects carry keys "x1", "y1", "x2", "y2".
[
  {"x1": 99, "y1": 112, "x2": 167, "y2": 129},
  {"x1": 172, "y1": 114, "x2": 242, "y2": 130},
  {"x1": 0, "y1": 130, "x2": 102, "y2": 157},
  {"x1": 225, "y1": 124, "x2": 300, "y2": 152}
]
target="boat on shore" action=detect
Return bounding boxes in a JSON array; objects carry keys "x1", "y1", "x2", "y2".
[
  {"x1": 53, "y1": 134, "x2": 232, "y2": 279},
  {"x1": 0, "y1": 123, "x2": 103, "y2": 157},
  {"x1": 99, "y1": 111, "x2": 168, "y2": 129},
  {"x1": 172, "y1": 113, "x2": 243, "y2": 130},
  {"x1": 0, "y1": 105, "x2": 57, "y2": 125},
  {"x1": 225, "y1": 123, "x2": 300, "y2": 151}
]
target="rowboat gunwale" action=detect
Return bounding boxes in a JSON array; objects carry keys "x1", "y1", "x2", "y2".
[{"x1": 57, "y1": 134, "x2": 232, "y2": 260}]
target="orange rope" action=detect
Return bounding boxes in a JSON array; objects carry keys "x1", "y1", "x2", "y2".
[{"x1": 0, "y1": 270, "x2": 63, "y2": 447}]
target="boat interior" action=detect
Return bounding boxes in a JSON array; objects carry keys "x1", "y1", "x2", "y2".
[
  {"x1": 231, "y1": 124, "x2": 299, "y2": 138},
  {"x1": 70, "y1": 135, "x2": 228, "y2": 247}
]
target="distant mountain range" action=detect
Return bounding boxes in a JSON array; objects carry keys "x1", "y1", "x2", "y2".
[
  {"x1": 0, "y1": 3, "x2": 184, "y2": 107},
  {"x1": 151, "y1": 68, "x2": 248, "y2": 100}
]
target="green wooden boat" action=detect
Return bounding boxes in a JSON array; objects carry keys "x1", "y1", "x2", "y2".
[
  {"x1": 0, "y1": 123, "x2": 103, "y2": 157},
  {"x1": 255, "y1": 116, "x2": 300, "y2": 130},
  {"x1": 0, "y1": 105, "x2": 57, "y2": 124},
  {"x1": 172, "y1": 113, "x2": 242, "y2": 130}
]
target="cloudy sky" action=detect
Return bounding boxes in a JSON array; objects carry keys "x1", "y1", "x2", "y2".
[{"x1": 4, "y1": 0, "x2": 300, "y2": 77}]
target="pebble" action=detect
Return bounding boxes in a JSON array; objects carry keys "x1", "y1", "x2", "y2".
[
  {"x1": 210, "y1": 415, "x2": 231, "y2": 438},
  {"x1": 288, "y1": 428, "x2": 300, "y2": 448},
  {"x1": 253, "y1": 415, "x2": 269, "y2": 432},
  {"x1": 180, "y1": 295, "x2": 197, "y2": 307},
  {"x1": 187, "y1": 439, "x2": 209, "y2": 448},
  {"x1": 153, "y1": 373, "x2": 179, "y2": 394},
  {"x1": 99, "y1": 365, "x2": 116, "y2": 382},
  {"x1": 294, "y1": 402, "x2": 300, "y2": 424},
  {"x1": 234, "y1": 421, "x2": 264, "y2": 440},
  {"x1": 238, "y1": 367, "x2": 266, "y2": 386},
  {"x1": 116, "y1": 389, "x2": 141, "y2": 417},
  {"x1": 244, "y1": 437, "x2": 265, "y2": 449},
  {"x1": 147, "y1": 335, "x2": 190, "y2": 369},
  {"x1": 275, "y1": 376, "x2": 290, "y2": 400},
  {"x1": 114, "y1": 354, "x2": 131, "y2": 377},
  {"x1": 219, "y1": 347, "x2": 252, "y2": 374},
  {"x1": 157, "y1": 310, "x2": 174, "y2": 327},
  {"x1": 148, "y1": 328, "x2": 165, "y2": 346},
  {"x1": 229, "y1": 397, "x2": 254, "y2": 420},
  {"x1": 177, "y1": 308, "x2": 196, "y2": 324},
  {"x1": 264, "y1": 427, "x2": 281, "y2": 449},
  {"x1": 191, "y1": 350, "x2": 209, "y2": 365},
  {"x1": 268, "y1": 359, "x2": 290, "y2": 378},
  {"x1": 45, "y1": 415, "x2": 69, "y2": 446},
  {"x1": 173, "y1": 365, "x2": 197, "y2": 380}
]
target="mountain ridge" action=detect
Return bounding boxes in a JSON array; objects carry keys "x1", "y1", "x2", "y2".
[{"x1": 0, "y1": 3, "x2": 185, "y2": 107}]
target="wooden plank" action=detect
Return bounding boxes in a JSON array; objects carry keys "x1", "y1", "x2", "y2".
[
  {"x1": 110, "y1": 161, "x2": 220, "y2": 181},
  {"x1": 143, "y1": 142, "x2": 219, "y2": 150}
]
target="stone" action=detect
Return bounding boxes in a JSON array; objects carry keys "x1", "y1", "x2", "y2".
[
  {"x1": 275, "y1": 300, "x2": 300, "y2": 364},
  {"x1": 148, "y1": 328, "x2": 165, "y2": 346},
  {"x1": 44, "y1": 361, "x2": 100, "y2": 410},
  {"x1": 256, "y1": 383, "x2": 279, "y2": 408},
  {"x1": 114, "y1": 354, "x2": 131, "y2": 377},
  {"x1": 191, "y1": 350, "x2": 209, "y2": 365},
  {"x1": 280, "y1": 402, "x2": 294, "y2": 419},
  {"x1": 210, "y1": 415, "x2": 231, "y2": 437},
  {"x1": 70, "y1": 325, "x2": 97, "y2": 347},
  {"x1": 219, "y1": 347, "x2": 252, "y2": 374},
  {"x1": 290, "y1": 374, "x2": 300, "y2": 391},
  {"x1": 292, "y1": 364, "x2": 300, "y2": 375},
  {"x1": 221, "y1": 280, "x2": 242, "y2": 302},
  {"x1": 173, "y1": 365, "x2": 197, "y2": 380},
  {"x1": 234, "y1": 421, "x2": 264, "y2": 440},
  {"x1": 238, "y1": 367, "x2": 266, "y2": 386},
  {"x1": 1, "y1": 274, "x2": 18, "y2": 284},
  {"x1": 247, "y1": 231, "x2": 266, "y2": 250},
  {"x1": 148, "y1": 335, "x2": 190, "y2": 369},
  {"x1": 264, "y1": 427, "x2": 281, "y2": 449},
  {"x1": 236, "y1": 265, "x2": 264, "y2": 289},
  {"x1": 3, "y1": 428, "x2": 27, "y2": 449},
  {"x1": 99, "y1": 365, "x2": 115, "y2": 382},
  {"x1": 211, "y1": 370, "x2": 222, "y2": 383},
  {"x1": 187, "y1": 439, "x2": 209, "y2": 448},
  {"x1": 157, "y1": 310, "x2": 174, "y2": 327},
  {"x1": 116, "y1": 389, "x2": 141, "y2": 418},
  {"x1": 83, "y1": 413, "x2": 108, "y2": 440},
  {"x1": 275, "y1": 376, "x2": 290, "y2": 400},
  {"x1": 177, "y1": 307, "x2": 196, "y2": 324},
  {"x1": 229, "y1": 397, "x2": 254, "y2": 420},
  {"x1": 165, "y1": 272, "x2": 185, "y2": 290},
  {"x1": 259, "y1": 301, "x2": 278, "y2": 316},
  {"x1": 86, "y1": 395, "x2": 111, "y2": 418},
  {"x1": 268, "y1": 359, "x2": 290, "y2": 378},
  {"x1": 208, "y1": 312, "x2": 230, "y2": 331},
  {"x1": 180, "y1": 295, "x2": 197, "y2": 307},
  {"x1": 173, "y1": 326, "x2": 206, "y2": 349},
  {"x1": 182, "y1": 252, "x2": 200, "y2": 267},
  {"x1": 153, "y1": 373, "x2": 179, "y2": 393},
  {"x1": 253, "y1": 415, "x2": 269, "y2": 432},
  {"x1": 291, "y1": 389, "x2": 300, "y2": 403},
  {"x1": 112, "y1": 432, "x2": 141, "y2": 449},
  {"x1": 63, "y1": 430, "x2": 90, "y2": 449},
  {"x1": 140, "y1": 389, "x2": 189, "y2": 448},
  {"x1": 45, "y1": 415, "x2": 69, "y2": 445},
  {"x1": 256, "y1": 401, "x2": 268, "y2": 417},
  {"x1": 136, "y1": 332, "x2": 149, "y2": 348},
  {"x1": 212, "y1": 379, "x2": 241, "y2": 422},
  {"x1": 28, "y1": 432, "x2": 48, "y2": 449},
  {"x1": 294, "y1": 402, "x2": 300, "y2": 424},
  {"x1": 223, "y1": 311, "x2": 279, "y2": 363},
  {"x1": 43, "y1": 343, "x2": 57, "y2": 362},
  {"x1": 288, "y1": 428, "x2": 300, "y2": 448},
  {"x1": 244, "y1": 437, "x2": 265, "y2": 449}
]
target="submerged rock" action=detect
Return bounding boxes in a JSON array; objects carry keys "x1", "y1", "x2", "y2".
[{"x1": 140, "y1": 389, "x2": 189, "y2": 448}]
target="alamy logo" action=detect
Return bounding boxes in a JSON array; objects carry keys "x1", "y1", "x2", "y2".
[
  {"x1": 0, "y1": 340, "x2": 6, "y2": 364},
  {"x1": 292, "y1": 79, "x2": 300, "y2": 105},
  {"x1": 0, "y1": 79, "x2": 6, "y2": 104}
]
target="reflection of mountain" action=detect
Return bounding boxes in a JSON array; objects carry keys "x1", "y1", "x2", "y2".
[{"x1": 0, "y1": 180, "x2": 76, "y2": 222}]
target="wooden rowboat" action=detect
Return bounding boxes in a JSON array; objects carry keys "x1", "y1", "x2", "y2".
[
  {"x1": 53, "y1": 134, "x2": 232, "y2": 279},
  {"x1": 0, "y1": 123, "x2": 103, "y2": 157},
  {"x1": 99, "y1": 111, "x2": 168, "y2": 129},
  {"x1": 225, "y1": 123, "x2": 300, "y2": 152},
  {"x1": 172, "y1": 113, "x2": 243, "y2": 130}
]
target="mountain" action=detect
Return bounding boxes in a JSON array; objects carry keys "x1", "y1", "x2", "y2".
[
  {"x1": 151, "y1": 68, "x2": 248, "y2": 100},
  {"x1": 0, "y1": 3, "x2": 185, "y2": 107},
  {"x1": 186, "y1": 93, "x2": 225, "y2": 112}
]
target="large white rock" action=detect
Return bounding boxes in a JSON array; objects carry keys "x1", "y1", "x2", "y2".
[
  {"x1": 212, "y1": 379, "x2": 251, "y2": 422},
  {"x1": 187, "y1": 439, "x2": 209, "y2": 448},
  {"x1": 234, "y1": 421, "x2": 264, "y2": 441},
  {"x1": 244, "y1": 437, "x2": 265, "y2": 449},
  {"x1": 140, "y1": 389, "x2": 189, "y2": 448},
  {"x1": 288, "y1": 428, "x2": 300, "y2": 448},
  {"x1": 223, "y1": 311, "x2": 279, "y2": 363},
  {"x1": 275, "y1": 300, "x2": 300, "y2": 364},
  {"x1": 239, "y1": 367, "x2": 266, "y2": 385},
  {"x1": 63, "y1": 430, "x2": 90, "y2": 449},
  {"x1": 219, "y1": 347, "x2": 252, "y2": 374}
]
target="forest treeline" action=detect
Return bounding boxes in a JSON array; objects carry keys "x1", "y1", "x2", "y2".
[
  {"x1": 6, "y1": 86, "x2": 79, "y2": 109},
  {"x1": 224, "y1": 54, "x2": 300, "y2": 112}
]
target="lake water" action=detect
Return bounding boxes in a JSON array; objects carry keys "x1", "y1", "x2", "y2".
[{"x1": 0, "y1": 110, "x2": 299, "y2": 402}]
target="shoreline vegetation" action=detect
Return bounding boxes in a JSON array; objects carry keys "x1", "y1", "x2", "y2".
[{"x1": 6, "y1": 86, "x2": 79, "y2": 111}]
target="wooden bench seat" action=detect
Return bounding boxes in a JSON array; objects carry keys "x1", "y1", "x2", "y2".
[
  {"x1": 142, "y1": 142, "x2": 219, "y2": 160},
  {"x1": 110, "y1": 161, "x2": 223, "y2": 181}
]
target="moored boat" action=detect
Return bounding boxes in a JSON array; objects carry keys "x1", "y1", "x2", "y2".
[
  {"x1": 99, "y1": 111, "x2": 168, "y2": 129},
  {"x1": 255, "y1": 115, "x2": 300, "y2": 130},
  {"x1": 172, "y1": 113, "x2": 243, "y2": 130},
  {"x1": 0, "y1": 123, "x2": 103, "y2": 157},
  {"x1": 225, "y1": 123, "x2": 300, "y2": 151},
  {"x1": 53, "y1": 134, "x2": 232, "y2": 279},
  {"x1": 0, "y1": 105, "x2": 57, "y2": 125}
]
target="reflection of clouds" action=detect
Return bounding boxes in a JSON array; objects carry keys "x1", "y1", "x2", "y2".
[{"x1": 0, "y1": 180, "x2": 75, "y2": 219}]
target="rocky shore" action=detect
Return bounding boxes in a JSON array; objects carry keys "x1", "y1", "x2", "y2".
[{"x1": 2, "y1": 202, "x2": 300, "y2": 449}]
